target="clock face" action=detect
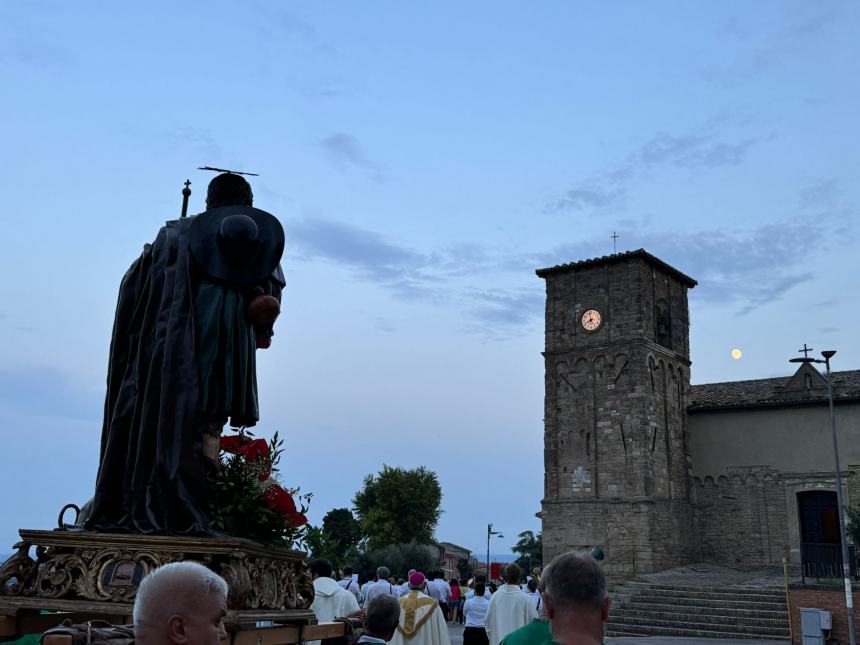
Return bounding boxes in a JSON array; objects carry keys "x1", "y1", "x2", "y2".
[{"x1": 581, "y1": 309, "x2": 602, "y2": 332}]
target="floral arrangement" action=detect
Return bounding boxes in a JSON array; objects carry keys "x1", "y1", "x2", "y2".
[{"x1": 209, "y1": 429, "x2": 310, "y2": 547}]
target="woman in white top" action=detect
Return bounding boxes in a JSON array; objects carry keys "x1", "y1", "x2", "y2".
[{"x1": 462, "y1": 581, "x2": 490, "y2": 645}]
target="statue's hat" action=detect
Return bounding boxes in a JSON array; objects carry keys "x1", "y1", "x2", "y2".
[{"x1": 189, "y1": 205, "x2": 285, "y2": 285}]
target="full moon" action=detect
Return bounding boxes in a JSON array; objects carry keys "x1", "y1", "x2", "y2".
[{"x1": 731, "y1": 349, "x2": 743, "y2": 360}]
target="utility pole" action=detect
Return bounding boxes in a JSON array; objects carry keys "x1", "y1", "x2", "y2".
[
  {"x1": 791, "y1": 347, "x2": 855, "y2": 645},
  {"x1": 487, "y1": 523, "x2": 503, "y2": 580}
]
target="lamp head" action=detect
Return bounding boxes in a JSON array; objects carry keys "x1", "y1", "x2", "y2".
[{"x1": 822, "y1": 350, "x2": 836, "y2": 360}]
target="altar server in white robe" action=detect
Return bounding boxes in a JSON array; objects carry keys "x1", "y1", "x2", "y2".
[
  {"x1": 484, "y1": 564, "x2": 538, "y2": 645},
  {"x1": 309, "y1": 559, "x2": 360, "y2": 645},
  {"x1": 390, "y1": 571, "x2": 451, "y2": 645}
]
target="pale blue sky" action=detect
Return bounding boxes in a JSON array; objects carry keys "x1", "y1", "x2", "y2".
[{"x1": 0, "y1": 1, "x2": 858, "y2": 556}]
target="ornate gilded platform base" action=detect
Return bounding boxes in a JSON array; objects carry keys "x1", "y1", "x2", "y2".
[{"x1": 0, "y1": 529, "x2": 315, "y2": 617}]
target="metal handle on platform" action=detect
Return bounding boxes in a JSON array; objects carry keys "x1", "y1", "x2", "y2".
[{"x1": 57, "y1": 503, "x2": 80, "y2": 530}]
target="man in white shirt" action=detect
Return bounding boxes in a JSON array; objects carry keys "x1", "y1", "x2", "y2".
[
  {"x1": 484, "y1": 563, "x2": 538, "y2": 645},
  {"x1": 360, "y1": 576, "x2": 374, "y2": 606},
  {"x1": 400, "y1": 569, "x2": 416, "y2": 596},
  {"x1": 425, "y1": 570, "x2": 450, "y2": 619},
  {"x1": 338, "y1": 565, "x2": 361, "y2": 603},
  {"x1": 363, "y1": 566, "x2": 400, "y2": 608},
  {"x1": 523, "y1": 578, "x2": 542, "y2": 612},
  {"x1": 465, "y1": 574, "x2": 492, "y2": 599},
  {"x1": 309, "y1": 559, "x2": 360, "y2": 645},
  {"x1": 390, "y1": 572, "x2": 451, "y2": 645}
]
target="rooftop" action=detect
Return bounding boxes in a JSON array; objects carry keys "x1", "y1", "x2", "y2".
[
  {"x1": 689, "y1": 367, "x2": 860, "y2": 411},
  {"x1": 535, "y1": 248, "x2": 697, "y2": 288}
]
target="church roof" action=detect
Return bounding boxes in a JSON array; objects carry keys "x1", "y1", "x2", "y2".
[
  {"x1": 535, "y1": 248, "x2": 697, "y2": 288},
  {"x1": 689, "y1": 368, "x2": 860, "y2": 412}
]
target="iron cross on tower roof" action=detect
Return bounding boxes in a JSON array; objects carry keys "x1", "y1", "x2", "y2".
[
  {"x1": 798, "y1": 343, "x2": 814, "y2": 359},
  {"x1": 611, "y1": 232, "x2": 619, "y2": 253}
]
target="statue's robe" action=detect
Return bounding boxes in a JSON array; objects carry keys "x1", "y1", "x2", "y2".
[
  {"x1": 85, "y1": 217, "x2": 283, "y2": 534},
  {"x1": 390, "y1": 591, "x2": 451, "y2": 645}
]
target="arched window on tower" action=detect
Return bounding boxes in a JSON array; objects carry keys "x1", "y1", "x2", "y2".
[{"x1": 655, "y1": 298, "x2": 672, "y2": 349}]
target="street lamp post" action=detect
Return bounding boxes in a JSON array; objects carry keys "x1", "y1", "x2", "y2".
[
  {"x1": 487, "y1": 523, "x2": 503, "y2": 580},
  {"x1": 791, "y1": 347, "x2": 855, "y2": 645}
]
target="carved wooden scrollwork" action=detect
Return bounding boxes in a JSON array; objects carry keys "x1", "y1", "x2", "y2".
[
  {"x1": 4, "y1": 530, "x2": 312, "y2": 610},
  {"x1": 0, "y1": 541, "x2": 37, "y2": 596},
  {"x1": 220, "y1": 551, "x2": 252, "y2": 609}
]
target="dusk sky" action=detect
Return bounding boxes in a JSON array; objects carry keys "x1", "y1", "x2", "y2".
[{"x1": 1, "y1": 1, "x2": 858, "y2": 558}]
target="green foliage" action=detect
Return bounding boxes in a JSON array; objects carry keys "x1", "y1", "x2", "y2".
[
  {"x1": 322, "y1": 508, "x2": 362, "y2": 557},
  {"x1": 511, "y1": 530, "x2": 543, "y2": 571},
  {"x1": 847, "y1": 506, "x2": 860, "y2": 546},
  {"x1": 303, "y1": 525, "x2": 345, "y2": 564},
  {"x1": 352, "y1": 465, "x2": 442, "y2": 550},
  {"x1": 354, "y1": 541, "x2": 437, "y2": 580},
  {"x1": 209, "y1": 430, "x2": 310, "y2": 547}
]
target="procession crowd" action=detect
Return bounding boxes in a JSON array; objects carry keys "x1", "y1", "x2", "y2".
[{"x1": 130, "y1": 550, "x2": 610, "y2": 645}]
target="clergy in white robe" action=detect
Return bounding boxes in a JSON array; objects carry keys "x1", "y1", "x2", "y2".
[
  {"x1": 390, "y1": 572, "x2": 451, "y2": 645},
  {"x1": 308, "y1": 560, "x2": 360, "y2": 645},
  {"x1": 484, "y1": 565, "x2": 539, "y2": 645}
]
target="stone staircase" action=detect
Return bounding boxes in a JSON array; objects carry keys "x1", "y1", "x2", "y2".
[{"x1": 606, "y1": 580, "x2": 790, "y2": 639}]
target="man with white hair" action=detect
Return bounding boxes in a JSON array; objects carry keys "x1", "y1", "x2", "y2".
[
  {"x1": 363, "y1": 566, "x2": 400, "y2": 607},
  {"x1": 541, "y1": 551, "x2": 610, "y2": 645},
  {"x1": 133, "y1": 561, "x2": 228, "y2": 645},
  {"x1": 358, "y1": 595, "x2": 402, "y2": 644}
]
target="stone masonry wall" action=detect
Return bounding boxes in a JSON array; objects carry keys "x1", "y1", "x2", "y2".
[
  {"x1": 542, "y1": 498, "x2": 696, "y2": 578},
  {"x1": 693, "y1": 470, "x2": 789, "y2": 565},
  {"x1": 541, "y1": 255, "x2": 695, "y2": 576}
]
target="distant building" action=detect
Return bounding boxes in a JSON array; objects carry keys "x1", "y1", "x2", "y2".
[
  {"x1": 536, "y1": 249, "x2": 860, "y2": 579},
  {"x1": 432, "y1": 541, "x2": 477, "y2": 579}
]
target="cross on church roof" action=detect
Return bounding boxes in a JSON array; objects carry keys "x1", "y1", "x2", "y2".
[
  {"x1": 798, "y1": 344, "x2": 814, "y2": 359},
  {"x1": 611, "y1": 231, "x2": 619, "y2": 253}
]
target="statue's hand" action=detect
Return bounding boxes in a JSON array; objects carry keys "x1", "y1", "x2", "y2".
[
  {"x1": 257, "y1": 335, "x2": 272, "y2": 349},
  {"x1": 247, "y1": 294, "x2": 280, "y2": 327}
]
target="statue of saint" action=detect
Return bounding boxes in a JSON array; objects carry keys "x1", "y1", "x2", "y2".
[{"x1": 84, "y1": 173, "x2": 285, "y2": 534}]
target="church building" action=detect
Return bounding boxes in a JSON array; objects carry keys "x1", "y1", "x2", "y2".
[{"x1": 536, "y1": 249, "x2": 860, "y2": 578}]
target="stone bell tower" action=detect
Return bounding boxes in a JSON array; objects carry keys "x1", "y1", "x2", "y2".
[{"x1": 536, "y1": 249, "x2": 697, "y2": 575}]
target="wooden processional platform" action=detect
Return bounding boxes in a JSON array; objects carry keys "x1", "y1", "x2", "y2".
[{"x1": 0, "y1": 529, "x2": 343, "y2": 644}]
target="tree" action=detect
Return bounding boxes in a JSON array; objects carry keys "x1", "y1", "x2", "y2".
[
  {"x1": 354, "y1": 541, "x2": 437, "y2": 580},
  {"x1": 353, "y1": 465, "x2": 442, "y2": 550},
  {"x1": 322, "y1": 508, "x2": 362, "y2": 558},
  {"x1": 512, "y1": 530, "x2": 543, "y2": 571},
  {"x1": 457, "y1": 557, "x2": 474, "y2": 582},
  {"x1": 303, "y1": 525, "x2": 344, "y2": 567}
]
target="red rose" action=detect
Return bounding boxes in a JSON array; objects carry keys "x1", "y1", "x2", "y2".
[
  {"x1": 239, "y1": 439, "x2": 270, "y2": 461},
  {"x1": 263, "y1": 485, "x2": 308, "y2": 527},
  {"x1": 219, "y1": 434, "x2": 250, "y2": 454}
]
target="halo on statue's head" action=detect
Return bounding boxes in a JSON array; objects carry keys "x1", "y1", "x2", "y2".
[{"x1": 189, "y1": 205, "x2": 285, "y2": 285}]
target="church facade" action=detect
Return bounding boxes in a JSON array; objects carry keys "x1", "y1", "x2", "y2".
[{"x1": 536, "y1": 249, "x2": 860, "y2": 578}]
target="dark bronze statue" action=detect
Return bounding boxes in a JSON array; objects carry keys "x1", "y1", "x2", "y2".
[{"x1": 84, "y1": 173, "x2": 285, "y2": 534}]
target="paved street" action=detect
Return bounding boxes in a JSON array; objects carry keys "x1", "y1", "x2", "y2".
[
  {"x1": 446, "y1": 622, "x2": 787, "y2": 645},
  {"x1": 606, "y1": 639, "x2": 786, "y2": 644}
]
